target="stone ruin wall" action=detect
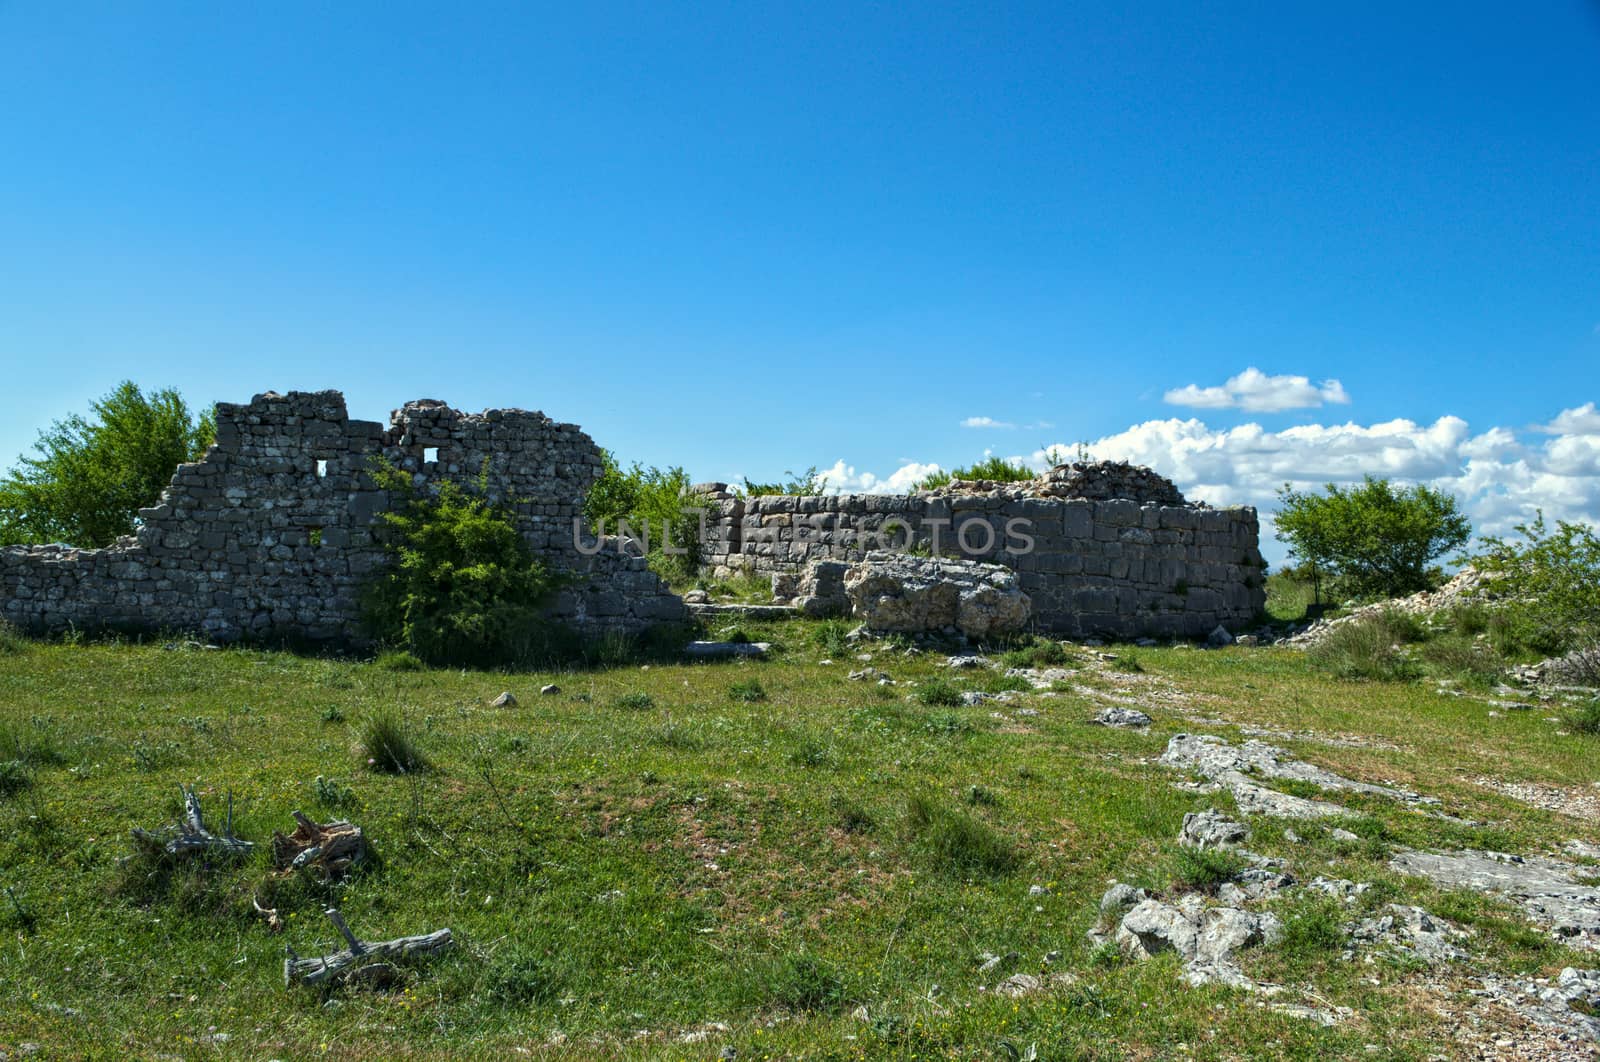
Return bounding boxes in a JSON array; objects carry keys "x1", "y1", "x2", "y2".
[
  {"x1": 0, "y1": 391, "x2": 685, "y2": 644},
  {"x1": 698, "y1": 465, "x2": 1266, "y2": 639}
]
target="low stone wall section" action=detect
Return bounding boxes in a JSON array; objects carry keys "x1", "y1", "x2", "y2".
[{"x1": 701, "y1": 491, "x2": 1264, "y2": 638}]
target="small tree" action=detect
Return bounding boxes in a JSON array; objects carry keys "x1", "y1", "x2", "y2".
[
  {"x1": 364, "y1": 460, "x2": 561, "y2": 667},
  {"x1": 1472, "y1": 513, "x2": 1600, "y2": 654},
  {"x1": 741, "y1": 465, "x2": 828, "y2": 496},
  {"x1": 1274, "y1": 476, "x2": 1471, "y2": 601},
  {"x1": 0, "y1": 382, "x2": 214, "y2": 547},
  {"x1": 584, "y1": 450, "x2": 702, "y2": 581}
]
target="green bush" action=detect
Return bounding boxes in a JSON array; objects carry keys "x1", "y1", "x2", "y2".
[
  {"x1": 915, "y1": 678, "x2": 963, "y2": 707},
  {"x1": 361, "y1": 712, "x2": 428, "y2": 774},
  {"x1": 1170, "y1": 846, "x2": 1246, "y2": 893},
  {"x1": 363, "y1": 460, "x2": 562, "y2": 668},
  {"x1": 0, "y1": 760, "x2": 31, "y2": 798},
  {"x1": 915, "y1": 456, "x2": 1035, "y2": 491},
  {"x1": 810, "y1": 619, "x2": 852, "y2": 658},
  {"x1": 373, "y1": 649, "x2": 425, "y2": 672},
  {"x1": 1474, "y1": 514, "x2": 1600, "y2": 655},
  {"x1": 741, "y1": 951, "x2": 852, "y2": 1013},
  {"x1": 0, "y1": 621, "x2": 24, "y2": 655},
  {"x1": 728, "y1": 678, "x2": 767, "y2": 703},
  {"x1": 741, "y1": 466, "x2": 828, "y2": 497},
  {"x1": 613, "y1": 691, "x2": 656, "y2": 711},
  {"x1": 585, "y1": 451, "x2": 704, "y2": 583},
  {"x1": 1570, "y1": 699, "x2": 1600, "y2": 736},
  {"x1": 904, "y1": 794, "x2": 1019, "y2": 877},
  {"x1": 1276, "y1": 899, "x2": 1347, "y2": 959},
  {"x1": 997, "y1": 637, "x2": 1071, "y2": 669},
  {"x1": 482, "y1": 944, "x2": 563, "y2": 1006}
]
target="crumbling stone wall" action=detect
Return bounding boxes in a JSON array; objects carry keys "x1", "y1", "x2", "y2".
[
  {"x1": 0, "y1": 391, "x2": 685, "y2": 644},
  {"x1": 698, "y1": 464, "x2": 1265, "y2": 638}
]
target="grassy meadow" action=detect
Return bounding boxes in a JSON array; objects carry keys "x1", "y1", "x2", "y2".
[{"x1": 1, "y1": 619, "x2": 1597, "y2": 1059}]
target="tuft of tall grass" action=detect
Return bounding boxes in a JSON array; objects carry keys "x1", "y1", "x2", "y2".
[
  {"x1": 728, "y1": 678, "x2": 767, "y2": 703},
  {"x1": 904, "y1": 794, "x2": 1019, "y2": 877},
  {"x1": 740, "y1": 952, "x2": 853, "y2": 1013},
  {"x1": 1307, "y1": 611, "x2": 1423, "y2": 681},
  {"x1": 1169, "y1": 845, "x2": 1246, "y2": 893},
  {"x1": 915, "y1": 678, "x2": 963, "y2": 707},
  {"x1": 0, "y1": 621, "x2": 24, "y2": 655},
  {"x1": 361, "y1": 712, "x2": 429, "y2": 773}
]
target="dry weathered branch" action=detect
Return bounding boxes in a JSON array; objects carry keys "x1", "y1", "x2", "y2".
[
  {"x1": 270, "y1": 812, "x2": 365, "y2": 879},
  {"x1": 284, "y1": 907, "x2": 452, "y2": 988},
  {"x1": 129, "y1": 785, "x2": 254, "y2": 861}
]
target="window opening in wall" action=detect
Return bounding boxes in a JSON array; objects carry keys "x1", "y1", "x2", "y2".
[
  {"x1": 423, "y1": 447, "x2": 439, "y2": 464},
  {"x1": 315, "y1": 459, "x2": 328, "y2": 478},
  {"x1": 309, "y1": 527, "x2": 324, "y2": 547}
]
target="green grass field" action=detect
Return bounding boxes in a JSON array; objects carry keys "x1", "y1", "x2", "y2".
[{"x1": 1, "y1": 622, "x2": 1596, "y2": 1059}]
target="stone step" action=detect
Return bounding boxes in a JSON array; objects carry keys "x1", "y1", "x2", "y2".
[{"x1": 687, "y1": 603, "x2": 800, "y2": 620}]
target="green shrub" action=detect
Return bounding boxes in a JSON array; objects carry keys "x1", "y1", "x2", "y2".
[
  {"x1": 1276, "y1": 899, "x2": 1347, "y2": 960},
  {"x1": 0, "y1": 621, "x2": 24, "y2": 655},
  {"x1": 1307, "y1": 611, "x2": 1424, "y2": 682},
  {"x1": 1420, "y1": 637, "x2": 1503, "y2": 688},
  {"x1": 361, "y1": 712, "x2": 428, "y2": 774},
  {"x1": 1109, "y1": 654, "x2": 1144, "y2": 673},
  {"x1": 914, "y1": 456, "x2": 1034, "y2": 491},
  {"x1": 374, "y1": 649, "x2": 425, "y2": 672},
  {"x1": 915, "y1": 678, "x2": 963, "y2": 707},
  {"x1": 312, "y1": 774, "x2": 356, "y2": 809},
  {"x1": 584, "y1": 451, "x2": 704, "y2": 583},
  {"x1": 997, "y1": 637, "x2": 1071, "y2": 669},
  {"x1": 0, "y1": 760, "x2": 31, "y2": 798},
  {"x1": 810, "y1": 620, "x2": 852, "y2": 658},
  {"x1": 923, "y1": 710, "x2": 972, "y2": 735},
  {"x1": 319, "y1": 704, "x2": 346, "y2": 724},
  {"x1": 741, "y1": 951, "x2": 852, "y2": 1013},
  {"x1": 1569, "y1": 699, "x2": 1600, "y2": 736},
  {"x1": 1170, "y1": 846, "x2": 1246, "y2": 893},
  {"x1": 728, "y1": 678, "x2": 767, "y2": 703},
  {"x1": 741, "y1": 467, "x2": 828, "y2": 497},
  {"x1": 1447, "y1": 603, "x2": 1491, "y2": 636},
  {"x1": 982, "y1": 672, "x2": 1035, "y2": 694},
  {"x1": 830, "y1": 794, "x2": 876, "y2": 834},
  {"x1": 904, "y1": 794, "x2": 1019, "y2": 877},
  {"x1": 613, "y1": 691, "x2": 656, "y2": 712},
  {"x1": 363, "y1": 459, "x2": 562, "y2": 668},
  {"x1": 482, "y1": 944, "x2": 563, "y2": 1006},
  {"x1": 1474, "y1": 514, "x2": 1600, "y2": 655}
]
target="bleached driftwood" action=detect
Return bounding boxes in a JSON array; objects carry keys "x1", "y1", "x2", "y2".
[
  {"x1": 284, "y1": 907, "x2": 453, "y2": 988},
  {"x1": 270, "y1": 812, "x2": 365, "y2": 879},
  {"x1": 129, "y1": 786, "x2": 254, "y2": 861}
]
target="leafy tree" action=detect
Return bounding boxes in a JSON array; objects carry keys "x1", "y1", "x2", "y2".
[
  {"x1": 0, "y1": 381, "x2": 214, "y2": 547},
  {"x1": 1274, "y1": 476, "x2": 1471, "y2": 601},
  {"x1": 584, "y1": 450, "x2": 702, "y2": 581},
  {"x1": 1472, "y1": 513, "x2": 1600, "y2": 654},
  {"x1": 363, "y1": 460, "x2": 561, "y2": 667}
]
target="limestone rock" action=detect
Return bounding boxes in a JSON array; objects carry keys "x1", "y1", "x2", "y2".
[
  {"x1": 1179, "y1": 808, "x2": 1249, "y2": 848},
  {"x1": 844, "y1": 552, "x2": 1031, "y2": 639},
  {"x1": 1095, "y1": 706, "x2": 1152, "y2": 729},
  {"x1": 793, "y1": 560, "x2": 851, "y2": 618},
  {"x1": 491, "y1": 691, "x2": 517, "y2": 708}
]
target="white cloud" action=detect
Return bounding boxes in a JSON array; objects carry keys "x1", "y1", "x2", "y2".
[
  {"x1": 816, "y1": 401, "x2": 1600, "y2": 563},
  {"x1": 961, "y1": 416, "x2": 1015, "y2": 429},
  {"x1": 1164, "y1": 367, "x2": 1352, "y2": 412},
  {"x1": 818, "y1": 459, "x2": 942, "y2": 494},
  {"x1": 1540, "y1": 402, "x2": 1600, "y2": 435}
]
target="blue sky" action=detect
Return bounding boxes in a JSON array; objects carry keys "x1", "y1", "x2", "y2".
[{"x1": 2, "y1": 2, "x2": 1597, "y2": 560}]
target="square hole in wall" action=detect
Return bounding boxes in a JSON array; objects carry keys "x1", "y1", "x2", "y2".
[
  {"x1": 315, "y1": 459, "x2": 329, "y2": 479},
  {"x1": 423, "y1": 447, "x2": 439, "y2": 464}
]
